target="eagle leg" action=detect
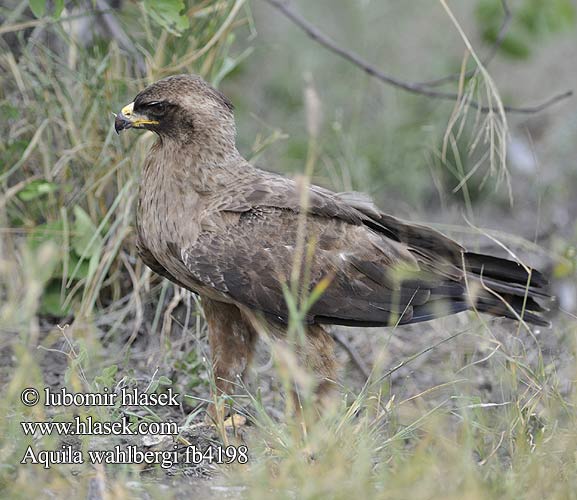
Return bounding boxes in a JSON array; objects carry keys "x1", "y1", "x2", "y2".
[
  {"x1": 202, "y1": 298, "x2": 257, "y2": 423},
  {"x1": 278, "y1": 324, "x2": 339, "y2": 417}
]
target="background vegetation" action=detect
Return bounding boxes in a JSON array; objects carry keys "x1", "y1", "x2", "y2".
[{"x1": 1, "y1": 0, "x2": 576, "y2": 498}]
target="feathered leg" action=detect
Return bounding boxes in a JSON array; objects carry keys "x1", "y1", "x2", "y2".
[
  {"x1": 202, "y1": 297, "x2": 257, "y2": 422},
  {"x1": 271, "y1": 324, "x2": 338, "y2": 416},
  {"x1": 299, "y1": 325, "x2": 338, "y2": 410}
]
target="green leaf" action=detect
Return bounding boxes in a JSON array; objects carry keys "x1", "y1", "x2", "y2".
[
  {"x1": 519, "y1": 0, "x2": 575, "y2": 35},
  {"x1": 17, "y1": 180, "x2": 59, "y2": 202},
  {"x1": 211, "y1": 45, "x2": 254, "y2": 87},
  {"x1": 476, "y1": 0, "x2": 502, "y2": 26},
  {"x1": 483, "y1": 28, "x2": 531, "y2": 59},
  {"x1": 142, "y1": 0, "x2": 189, "y2": 36},
  {"x1": 71, "y1": 206, "x2": 103, "y2": 259},
  {"x1": 56, "y1": 253, "x2": 90, "y2": 280},
  {"x1": 476, "y1": 0, "x2": 576, "y2": 60},
  {"x1": 104, "y1": 365, "x2": 118, "y2": 378},
  {"x1": 53, "y1": 0, "x2": 64, "y2": 18},
  {"x1": 29, "y1": 0, "x2": 46, "y2": 18},
  {"x1": 39, "y1": 281, "x2": 71, "y2": 316},
  {"x1": 95, "y1": 365, "x2": 119, "y2": 387},
  {"x1": 27, "y1": 221, "x2": 65, "y2": 250},
  {"x1": 0, "y1": 103, "x2": 19, "y2": 120}
]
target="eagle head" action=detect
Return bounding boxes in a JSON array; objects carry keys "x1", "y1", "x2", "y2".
[{"x1": 114, "y1": 74, "x2": 236, "y2": 146}]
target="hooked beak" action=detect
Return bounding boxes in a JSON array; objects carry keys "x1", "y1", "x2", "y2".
[{"x1": 114, "y1": 102, "x2": 159, "y2": 134}]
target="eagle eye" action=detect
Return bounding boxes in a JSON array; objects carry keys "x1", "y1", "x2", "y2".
[{"x1": 145, "y1": 101, "x2": 168, "y2": 116}]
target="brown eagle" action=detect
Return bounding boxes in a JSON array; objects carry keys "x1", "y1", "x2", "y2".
[{"x1": 115, "y1": 74, "x2": 549, "y2": 415}]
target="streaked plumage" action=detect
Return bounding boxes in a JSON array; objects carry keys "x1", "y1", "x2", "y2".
[{"x1": 115, "y1": 74, "x2": 550, "y2": 416}]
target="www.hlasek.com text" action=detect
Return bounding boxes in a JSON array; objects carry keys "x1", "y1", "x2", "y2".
[{"x1": 21, "y1": 415, "x2": 179, "y2": 436}]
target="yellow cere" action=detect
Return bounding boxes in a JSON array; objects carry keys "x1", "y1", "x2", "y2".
[
  {"x1": 121, "y1": 101, "x2": 159, "y2": 127},
  {"x1": 121, "y1": 102, "x2": 134, "y2": 116}
]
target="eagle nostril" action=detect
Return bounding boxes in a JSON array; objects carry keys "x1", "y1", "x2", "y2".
[{"x1": 120, "y1": 102, "x2": 135, "y2": 118}]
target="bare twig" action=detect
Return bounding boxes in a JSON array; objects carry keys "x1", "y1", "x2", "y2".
[
  {"x1": 0, "y1": 7, "x2": 115, "y2": 35},
  {"x1": 330, "y1": 330, "x2": 371, "y2": 380},
  {"x1": 374, "y1": 324, "x2": 479, "y2": 386},
  {"x1": 93, "y1": 0, "x2": 146, "y2": 75},
  {"x1": 262, "y1": 0, "x2": 572, "y2": 114},
  {"x1": 419, "y1": 0, "x2": 511, "y2": 87}
]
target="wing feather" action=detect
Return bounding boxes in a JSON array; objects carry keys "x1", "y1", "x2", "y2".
[{"x1": 177, "y1": 207, "x2": 441, "y2": 327}]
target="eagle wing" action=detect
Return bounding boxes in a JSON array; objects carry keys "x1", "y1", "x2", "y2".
[
  {"x1": 170, "y1": 173, "x2": 472, "y2": 326},
  {"x1": 179, "y1": 209, "x2": 462, "y2": 326}
]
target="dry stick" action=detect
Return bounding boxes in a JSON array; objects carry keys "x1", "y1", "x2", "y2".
[
  {"x1": 0, "y1": 7, "x2": 118, "y2": 35},
  {"x1": 419, "y1": 0, "x2": 511, "y2": 87},
  {"x1": 93, "y1": 0, "x2": 147, "y2": 76},
  {"x1": 262, "y1": 0, "x2": 572, "y2": 114},
  {"x1": 373, "y1": 322, "x2": 489, "y2": 386},
  {"x1": 330, "y1": 330, "x2": 371, "y2": 380}
]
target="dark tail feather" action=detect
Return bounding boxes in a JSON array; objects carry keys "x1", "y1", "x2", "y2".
[
  {"x1": 465, "y1": 252, "x2": 548, "y2": 287},
  {"x1": 400, "y1": 300, "x2": 470, "y2": 325},
  {"x1": 464, "y1": 252, "x2": 551, "y2": 327}
]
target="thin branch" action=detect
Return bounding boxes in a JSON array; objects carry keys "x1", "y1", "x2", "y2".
[
  {"x1": 419, "y1": 0, "x2": 512, "y2": 87},
  {"x1": 331, "y1": 330, "x2": 371, "y2": 380},
  {"x1": 262, "y1": 0, "x2": 572, "y2": 114},
  {"x1": 374, "y1": 323, "x2": 483, "y2": 386},
  {"x1": 93, "y1": 0, "x2": 146, "y2": 76},
  {"x1": 0, "y1": 7, "x2": 116, "y2": 35}
]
